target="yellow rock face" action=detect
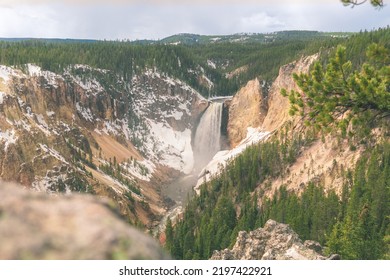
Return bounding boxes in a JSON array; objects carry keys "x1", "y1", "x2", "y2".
[
  {"x1": 227, "y1": 78, "x2": 266, "y2": 148},
  {"x1": 262, "y1": 54, "x2": 318, "y2": 132}
]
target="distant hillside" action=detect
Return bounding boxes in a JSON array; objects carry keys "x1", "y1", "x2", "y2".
[
  {"x1": 156, "y1": 31, "x2": 352, "y2": 45},
  {"x1": 0, "y1": 31, "x2": 352, "y2": 46}
]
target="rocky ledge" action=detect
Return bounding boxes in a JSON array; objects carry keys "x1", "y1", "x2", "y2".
[
  {"x1": 0, "y1": 182, "x2": 168, "y2": 259},
  {"x1": 211, "y1": 220, "x2": 339, "y2": 260}
]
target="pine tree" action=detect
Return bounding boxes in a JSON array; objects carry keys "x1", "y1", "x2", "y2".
[
  {"x1": 165, "y1": 218, "x2": 174, "y2": 252},
  {"x1": 282, "y1": 43, "x2": 390, "y2": 135}
]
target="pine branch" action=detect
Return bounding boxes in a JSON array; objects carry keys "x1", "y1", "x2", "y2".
[{"x1": 341, "y1": 0, "x2": 384, "y2": 7}]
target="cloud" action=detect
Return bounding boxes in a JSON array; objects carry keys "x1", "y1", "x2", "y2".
[
  {"x1": 0, "y1": 0, "x2": 332, "y2": 6},
  {"x1": 240, "y1": 12, "x2": 285, "y2": 31},
  {"x1": 0, "y1": 5, "x2": 60, "y2": 38},
  {"x1": 0, "y1": 0, "x2": 388, "y2": 39}
]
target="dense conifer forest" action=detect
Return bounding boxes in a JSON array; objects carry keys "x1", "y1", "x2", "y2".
[
  {"x1": 165, "y1": 27, "x2": 390, "y2": 260},
  {"x1": 0, "y1": 31, "x2": 351, "y2": 97}
]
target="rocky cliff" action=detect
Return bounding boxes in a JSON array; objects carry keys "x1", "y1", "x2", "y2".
[
  {"x1": 262, "y1": 54, "x2": 318, "y2": 132},
  {"x1": 0, "y1": 182, "x2": 168, "y2": 259},
  {"x1": 0, "y1": 64, "x2": 207, "y2": 226},
  {"x1": 225, "y1": 55, "x2": 317, "y2": 149},
  {"x1": 223, "y1": 54, "x2": 358, "y2": 197},
  {"x1": 227, "y1": 78, "x2": 267, "y2": 148},
  {"x1": 257, "y1": 54, "x2": 362, "y2": 197},
  {"x1": 224, "y1": 55, "x2": 317, "y2": 153},
  {"x1": 211, "y1": 220, "x2": 331, "y2": 260}
]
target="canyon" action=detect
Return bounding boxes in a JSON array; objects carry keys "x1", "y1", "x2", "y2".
[{"x1": 0, "y1": 52, "x2": 374, "y2": 259}]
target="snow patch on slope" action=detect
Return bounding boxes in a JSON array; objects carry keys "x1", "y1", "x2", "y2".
[
  {"x1": 14, "y1": 119, "x2": 31, "y2": 131},
  {"x1": 0, "y1": 129, "x2": 18, "y2": 151},
  {"x1": 73, "y1": 76, "x2": 104, "y2": 93},
  {"x1": 202, "y1": 74, "x2": 214, "y2": 89},
  {"x1": 32, "y1": 173, "x2": 70, "y2": 194},
  {"x1": 163, "y1": 110, "x2": 183, "y2": 121},
  {"x1": 207, "y1": 60, "x2": 217, "y2": 69},
  {"x1": 196, "y1": 127, "x2": 270, "y2": 188},
  {"x1": 127, "y1": 69, "x2": 207, "y2": 174},
  {"x1": 122, "y1": 159, "x2": 155, "y2": 182},
  {"x1": 46, "y1": 111, "x2": 55, "y2": 117},
  {"x1": 0, "y1": 65, "x2": 21, "y2": 82},
  {"x1": 64, "y1": 65, "x2": 106, "y2": 94},
  {"x1": 27, "y1": 64, "x2": 61, "y2": 88},
  {"x1": 38, "y1": 143, "x2": 69, "y2": 165},
  {"x1": 102, "y1": 120, "x2": 123, "y2": 136},
  {"x1": 0, "y1": 91, "x2": 6, "y2": 104},
  {"x1": 76, "y1": 102, "x2": 94, "y2": 122},
  {"x1": 148, "y1": 121, "x2": 194, "y2": 174},
  {"x1": 27, "y1": 64, "x2": 41, "y2": 76},
  {"x1": 35, "y1": 114, "x2": 52, "y2": 136}
]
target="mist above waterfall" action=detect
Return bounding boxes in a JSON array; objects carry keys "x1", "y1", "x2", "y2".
[{"x1": 193, "y1": 102, "x2": 223, "y2": 173}]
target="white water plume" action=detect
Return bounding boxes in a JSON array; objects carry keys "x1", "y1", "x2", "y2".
[{"x1": 193, "y1": 102, "x2": 223, "y2": 173}]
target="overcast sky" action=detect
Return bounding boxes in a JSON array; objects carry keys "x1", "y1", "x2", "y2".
[{"x1": 0, "y1": 0, "x2": 388, "y2": 40}]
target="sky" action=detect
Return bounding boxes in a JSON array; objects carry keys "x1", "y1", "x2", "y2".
[{"x1": 0, "y1": 0, "x2": 388, "y2": 40}]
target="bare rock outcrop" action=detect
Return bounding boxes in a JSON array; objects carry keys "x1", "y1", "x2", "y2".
[
  {"x1": 226, "y1": 54, "x2": 318, "y2": 148},
  {"x1": 262, "y1": 54, "x2": 318, "y2": 132},
  {"x1": 0, "y1": 182, "x2": 169, "y2": 259},
  {"x1": 211, "y1": 220, "x2": 326, "y2": 260},
  {"x1": 227, "y1": 78, "x2": 266, "y2": 148}
]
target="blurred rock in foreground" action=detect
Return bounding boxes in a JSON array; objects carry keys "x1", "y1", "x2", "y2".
[{"x1": 0, "y1": 182, "x2": 168, "y2": 260}]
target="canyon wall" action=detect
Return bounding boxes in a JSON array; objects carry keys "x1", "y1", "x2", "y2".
[
  {"x1": 227, "y1": 78, "x2": 267, "y2": 148},
  {"x1": 0, "y1": 64, "x2": 207, "y2": 226}
]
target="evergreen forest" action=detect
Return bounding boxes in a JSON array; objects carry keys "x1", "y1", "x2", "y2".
[
  {"x1": 1, "y1": 31, "x2": 351, "y2": 97},
  {"x1": 165, "y1": 27, "x2": 390, "y2": 260}
]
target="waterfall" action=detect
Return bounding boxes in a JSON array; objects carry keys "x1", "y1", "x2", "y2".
[{"x1": 193, "y1": 102, "x2": 223, "y2": 172}]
